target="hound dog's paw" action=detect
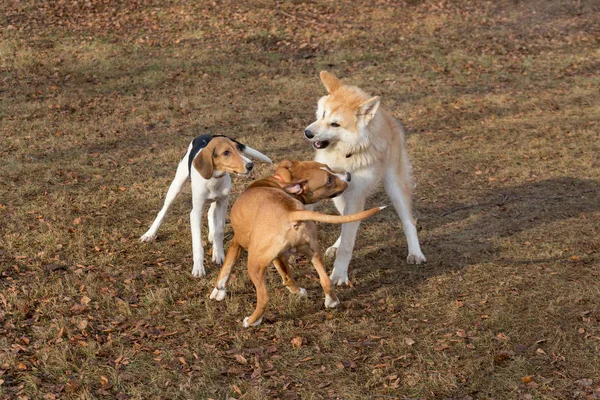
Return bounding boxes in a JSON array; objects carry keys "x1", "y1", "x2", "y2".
[
  {"x1": 191, "y1": 263, "x2": 206, "y2": 278},
  {"x1": 211, "y1": 249, "x2": 225, "y2": 265},
  {"x1": 329, "y1": 270, "x2": 349, "y2": 286},
  {"x1": 324, "y1": 246, "x2": 338, "y2": 258},
  {"x1": 324, "y1": 294, "x2": 340, "y2": 309},
  {"x1": 139, "y1": 232, "x2": 156, "y2": 242},
  {"x1": 209, "y1": 287, "x2": 227, "y2": 301},
  {"x1": 407, "y1": 253, "x2": 427, "y2": 265},
  {"x1": 243, "y1": 316, "x2": 263, "y2": 328}
]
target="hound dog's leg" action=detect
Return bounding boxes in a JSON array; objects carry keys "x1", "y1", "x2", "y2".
[
  {"x1": 273, "y1": 257, "x2": 307, "y2": 297},
  {"x1": 190, "y1": 191, "x2": 207, "y2": 277},
  {"x1": 208, "y1": 198, "x2": 227, "y2": 265},
  {"x1": 210, "y1": 239, "x2": 243, "y2": 301},
  {"x1": 384, "y1": 164, "x2": 426, "y2": 264},
  {"x1": 140, "y1": 160, "x2": 188, "y2": 242},
  {"x1": 329, "y1": 193, "x2": 366, "y2": 286}
]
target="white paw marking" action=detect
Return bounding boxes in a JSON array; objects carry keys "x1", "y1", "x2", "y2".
[
  {"x1": 243, "y1": 316, "x2": 263, "y2": 328},
  {"x1": 211, "y1": 249, "x2": 224, "y2": 265},
  {"x1": 191, "y1": 263, "x2": 206, "y2": 278},
  {"x1": 324, "y1": 294, "x2": 340, "y2": 309},
  {"x1": 297, "y1": 288, "x2": 308, "y2": 297},
  {"x1": 209, "y1": 287, "x2": 227, "y2": 301},
  {"x1": 324, "y1": 246, "x2": 338, "y2": 258},
  {"x1": 407, "y1": 253, "x2": 427, "y2": 265},
  {"x1": 329, "y1": 270, "x2": 349, "y2": 286},
  {"x1": 139, "y1": 232, "x2": 156, "y2": 242}
]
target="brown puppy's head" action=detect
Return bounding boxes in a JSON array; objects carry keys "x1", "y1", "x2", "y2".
[
  {"x1": 304, "y1": 71, "x2": 381, "y2": 154},
  {"x1": 275, "y1": 160, "x2": 350, "y2": 204},
  {"x1": 193, "y1": 137, "x2": 254, "y2": 179}
]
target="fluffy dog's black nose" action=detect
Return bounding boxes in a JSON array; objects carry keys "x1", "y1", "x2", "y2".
[
  {"x1": 304, "y1": 129, "x2": 314, "y2": 139},
  {"x1": 345, "y1": 172, "x2": 351, "y2": 182},
  {"x1": 246, "y1": 162, "x2": 254, "y2": 171}
]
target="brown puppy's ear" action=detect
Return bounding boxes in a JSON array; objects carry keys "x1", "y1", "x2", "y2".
[
  {"x1": 192, "y1": 147, "x2": 214, "y2": 180},
  {"x1": 358, "y1": 96, "x2": 380, "y2": 124},
  {"x1": 274, "y1": 159, "x2": 296, "y2": 182},
  {"x1": 283, "y1": 181, "x2": 305, "y2": 195},
  {"x1": 320, "y1": 71, "x2": 342, "y2": 94}
]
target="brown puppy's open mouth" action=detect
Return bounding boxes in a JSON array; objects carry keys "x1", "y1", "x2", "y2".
[{"x1": 312, "y1": 140, "x2": 330, "y2": 150}]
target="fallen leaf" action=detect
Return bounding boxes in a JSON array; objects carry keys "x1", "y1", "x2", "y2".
[
  {"x1": 100, "y1": 376, "x2": 109, "y2": 386},
  {"x1": 291, "y1": 336, "x2": 303, "y2": 348},
  {"x1": 522, "y1": 376, "x2": 532, "y2": 384},
  {"x1": 81, "y1": 296, "x2": 91, "y2": 305},
  {"x1": 73, "y1": 217, "x2": 81, "y2": 225},
  {"x1": 234, "y1": 354, "x2": 248, "y2": 365},
  {"x1": 536, "y1": 348, "x2": 546, "y2": 355},
  {"x1": 16, "y1": 363, "x2": 27, "y2": 371},
  {"x1": 405, "y1": 337, "x2": 415, "y2": 346}
]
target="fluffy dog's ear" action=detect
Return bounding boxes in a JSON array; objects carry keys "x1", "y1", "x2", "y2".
[
  {"x1": 320, "y1": 71, "x2": 342, "y2": 93},
  {"x1": 274, "y1": 160, "x2": 296, "y2": 182},
  {"x1": 192, "y1": 147, "x2": 214, "y2": 180},
  {"x1": 358, "y1": 96, "x2": 380, "y2": 124}
]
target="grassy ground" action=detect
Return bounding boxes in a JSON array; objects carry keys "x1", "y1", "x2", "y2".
[{"x1": 1, "y1": 0, "x2": 599, "y2": 398}]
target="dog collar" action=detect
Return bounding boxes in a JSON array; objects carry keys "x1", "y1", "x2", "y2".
[{"x1": 214, "y1": 172, "x2": 226, "y2": 179}]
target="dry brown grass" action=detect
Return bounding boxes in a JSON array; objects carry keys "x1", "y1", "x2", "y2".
[{"x1": 1, "y1": 0, "x2": 599, "y2": 399}]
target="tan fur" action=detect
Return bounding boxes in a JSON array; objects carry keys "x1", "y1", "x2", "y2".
[
  {"x1": 210, "y1": 161, "x2": 383, "y2": 327},
  {"x1": 192, "y1": 137, "x2": 250, "y2": 179},
  {"x1": 304, "y1": 71, "x2": 426, "y2": 286}
]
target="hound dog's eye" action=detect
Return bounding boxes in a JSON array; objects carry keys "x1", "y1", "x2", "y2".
[
  {"x1": 222, "y1": 150, "x2": 231, "y2": 156},
  {"x1": 327, "y1": 175, "x2": 333, "y2": 184},
  {"x1": 330, "y1": 122, "x2": 340, "y2": 128}
]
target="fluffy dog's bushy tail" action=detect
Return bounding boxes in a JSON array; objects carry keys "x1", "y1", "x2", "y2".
[{"x1": 289, "y1": 206, "x2": 385, "y2": 224}]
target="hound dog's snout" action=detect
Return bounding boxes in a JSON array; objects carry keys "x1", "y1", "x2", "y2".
[{"x1": 245, "y1": 162, "x2": 254, "y2": 171}]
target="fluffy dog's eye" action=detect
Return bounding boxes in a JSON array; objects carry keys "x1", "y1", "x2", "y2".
[
  {"x1": 222, "y1": 150, "x2": 231, "y2": 156},
  {"x1": 330, "y1": 122, "x2": 340, "y2": 127}
]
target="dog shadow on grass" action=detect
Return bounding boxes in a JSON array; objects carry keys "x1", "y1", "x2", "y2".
[{"x1": 324, "y1": 176, "x2": 600, "y2": 297}]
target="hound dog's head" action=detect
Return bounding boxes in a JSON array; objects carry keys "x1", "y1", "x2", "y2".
[{"x1": 193, "y1": 136, "x2": 272, "y2": 179}]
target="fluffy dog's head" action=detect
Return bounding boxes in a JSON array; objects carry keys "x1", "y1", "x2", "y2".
[
  {"x1": 304, "y1": 71, "x2": 381, "y2": 154},
  {"x1": 274, "y1": 160, "x2": 351, "y2": 204}
]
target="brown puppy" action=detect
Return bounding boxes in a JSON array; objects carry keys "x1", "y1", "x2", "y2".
[{"x1": 210, "y1": 160, "x2": 384, "y2": 327}]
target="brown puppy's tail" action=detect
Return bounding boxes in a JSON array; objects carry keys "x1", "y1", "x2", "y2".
[{"x1": 289, "y1": 206, "x2": 386, "y2": 224}]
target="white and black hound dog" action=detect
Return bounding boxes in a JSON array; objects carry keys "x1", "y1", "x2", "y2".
[{"x1": 140, "y1": 134, "x2": 272, "y2": 277}]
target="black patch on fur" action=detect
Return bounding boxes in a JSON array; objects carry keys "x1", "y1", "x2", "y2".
[
  {"x1": 187, "y1": 134, "x2": 245, "y2": 175},
  {"x1": 188, "y1": 134, "x2": 214, "y2": 174}
]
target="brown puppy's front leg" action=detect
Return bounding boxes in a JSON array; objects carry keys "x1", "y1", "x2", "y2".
[
  {"x1": 273, "y1": 257, "x2": 307, "y2": 297},
  {"x1": 243, "y1": 259, "x2": 269, "y2": 328},
  {"x1": 210, "y1": 239, "x2": 243, "y2": 301}
]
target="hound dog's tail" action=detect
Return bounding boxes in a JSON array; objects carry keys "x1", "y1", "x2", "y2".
[{"x1": 289, "y1": 206, "x2": 386, "y2": 224}]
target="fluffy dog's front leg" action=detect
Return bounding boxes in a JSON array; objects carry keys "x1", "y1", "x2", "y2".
[
  {"x1": 190, "y1": 199, "x2": 206, "y2": 277},
  {"x1": 329, "y1": 195, "x2": 365, "y2": 286}
]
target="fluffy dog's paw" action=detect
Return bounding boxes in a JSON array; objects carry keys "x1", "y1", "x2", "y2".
[
  {"x1": 324, "y1": 294, "x2": 340, "y2": 309},
  {"x1": 325, "y1": 246, "x2": 338, "y2": 258},
  {"x1": 407, "y1": 253, "x2": 427, "y2": 265},
  {"x1": 329, "y1": 271, "x2": 349, "y2": 286},
  {"x1": 139, "y1": 232, "x2": 156, "y2": 242},
  {"x1": 243, "y1": 316, "x2": 263, "y2": 328},
  {"x1": 211, "y1": 249, "x2": 224, "y2": 265},
  {"x1": 191, "y1": 263, "x2": 206, "y2": 278},
  {"x1": 209, "y1": 288, "x2": 227, "y2": 301}
]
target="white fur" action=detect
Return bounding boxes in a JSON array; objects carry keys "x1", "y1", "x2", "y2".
[
  {"x1": 324, "y1": 294, "x2": 340, "y2": 308},
  {"x1": 243, "y1": 316, "x2": 263, "y2": 328},
  {"x1": 140, "y1": 139, "x2": 270, "y2": 278}
]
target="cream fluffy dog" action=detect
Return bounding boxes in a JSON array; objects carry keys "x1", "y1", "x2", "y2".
[{"x1": 304, "y1": 71, "x2": 426, "y2": 285}]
